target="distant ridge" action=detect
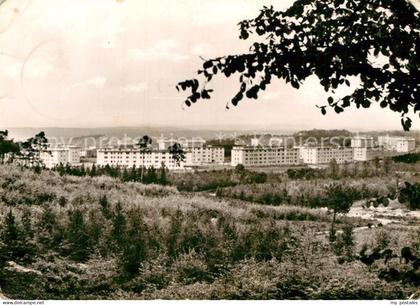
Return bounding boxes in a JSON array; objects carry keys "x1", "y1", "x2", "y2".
[{"x1": 5, "y1": 126, "x2": 419, "y2": 143}]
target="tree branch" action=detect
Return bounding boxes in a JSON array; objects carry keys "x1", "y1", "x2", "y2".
[{"x1": 407, "y1": 0, "x2": 420, "y2": 12}]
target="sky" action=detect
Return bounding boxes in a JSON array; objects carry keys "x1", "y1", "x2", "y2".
[{"x1": 0, "y1": 0, "x2": 418, "y2": 131}]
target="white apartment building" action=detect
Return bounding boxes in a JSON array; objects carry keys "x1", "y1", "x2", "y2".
[
  {"x1": 97, "y1": 137, "x2": 225, "y2": 169},
  {"x1": 231, "y1": 146, "x2": 300, "y2": 167},
  {"x1": 378, "y1": 135, "x2": 416, "y2": 153},
  {"x1": 40, "y1": 146, "x2": 81, "y2": 169},
  {"x1": 96, "y1": 147, "x2": 185, "y2": 169},
  {"x1": 185, "y1": 145, "x2": 224, "y2": 166},
  {"x1": 353, "y1": 147, "x2": 384, "y2": 162},
  {"x1": 351, "y1": 136, "x2": 383, "y2": 161},
  {"x1": 156, "y1": 139, "x2": 224, "y2": 166},
  {"x1": 351, "y1": 136, "x2": 375, "y2": 148},
  {"x1": 299, "y1": 146, "x2": 353, "y2": 164}
]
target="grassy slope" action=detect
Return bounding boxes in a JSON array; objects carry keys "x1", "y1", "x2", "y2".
[{"x1": 0, "y1": 165, "x2": 418, "y2": 299}]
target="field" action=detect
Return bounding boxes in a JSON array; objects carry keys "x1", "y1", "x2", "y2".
[{"x1": 0, "y1": 163, "x2": 419, "y2": 300}]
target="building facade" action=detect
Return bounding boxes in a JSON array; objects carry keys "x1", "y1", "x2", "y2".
[
  {"x1": 96, "y1": 145, "x2": 225, "y2": 169},
  {"x1": 378, "y1": 136, "x2": 416, "y2": 153},
  {"x1": 231, "y1": 146, "x2": 300, "y2": 167},
  {"x1": 299, "y1": 146, "x2": 353, "y2": 164},
  {"x1": 185, "y1": 146, "x2": 224, "y2": 166},
  {"x1": 40, "y1": 146, "x2": 82, "y2": 169},
  {"x1": 352, "y1": 147, "x2": 384, "y2": 162},
  {"x1": 96, "y1": 148, "x2": 185, "y2": 169}
]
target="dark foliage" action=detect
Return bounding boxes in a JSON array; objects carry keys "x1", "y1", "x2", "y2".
[{"x1": 177, "y1": 0, "x2": 420, "y2": 130}]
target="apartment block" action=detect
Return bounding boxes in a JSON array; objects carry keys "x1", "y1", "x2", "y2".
[
  {"x1": 378, "y1": 135, "x2": 416, "y2": 153},
  {"x1": 96, "y1": 147, "x2": 184, "y2": 169},
  {"x1": 299, "y1": 146, "x2": 353, "y2": 164},
  {"x1": 231, "y1": 146, "x2": 300, "y2": 167},
  {"x1": 40, "y1": 146, "x2": 82, "y2": 169},
  {"x1": 96, "y1": 144, "x2": 225, "y2": 169},
  {"x1": 185, "y1": 146, "x2": 224, "y2": 166},
  {"x1": 353, "y1": 147, "x2": 384, "y2": 162},
  {"x1": 351, "y1": 136, "x2": 375, "y2": 148}
]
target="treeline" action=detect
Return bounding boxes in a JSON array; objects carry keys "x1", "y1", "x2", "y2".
[
  {"x1": 51, "y1": 163, "x2": 268, "y2": 192},
  {"x1": 292, "y1": 129, "x2": 353, "y2": 147},
  {"x1": 216, "y1": 179, "x2": 392, "y2": 208},
  {"x1": 171, "y1": 165, "x2": 267, "y2": 192},
  {"x1": 55, "y1": 163, "x2": 169, "y2": 185},
  {"x1": 392, "y1": 153, "x2": 420, "y2": 164},
  {"x1": 287, "y1": 158, "x2": 393, "y2": 180}
]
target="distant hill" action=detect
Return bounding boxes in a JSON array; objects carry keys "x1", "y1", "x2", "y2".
[
  {"x1": 6, "y1": 127, "x2": 419, "y2": 147},
  {"x1": 6, "y1": 126, "x2": 293, "y2": 147}
]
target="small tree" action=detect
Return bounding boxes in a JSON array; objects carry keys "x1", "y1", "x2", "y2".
[
  {"x1": 99, "y1": 194, "x2": 112, "y2": 219},
  {"x1": 87, "y1": 210, "x2": 103, "y2": 252},
  {"x1": 138, "y1": 135, "x2": 152, "y2": 183},
  {"x1": 68, "y1": 209, "x2": 91, "y2": 262},
  {"x1": 168, "y1": 142, "x2": 186, "y2": 168},
  {"x1": 1, "y1": 210, "x2": 19, "y2": 249},
  {"x1": 382, "y1": 157, "x2": 392, "y2": 176},
  {"x1": 145, "y1": 166, "x2": 157, "y2": 184},
  {"x1": 129, "y1": 165, "x2": 137, "y2": 182},
  {"x1": 328, "y1": 158, "x2": 339, "y2": 179},
  {"x1": 122, "y1": 167, "x2": 130, "y2": 182},
  {"x1": 352, "y1": 162, "x2": 359, "y2": 178},
  {"x1": 361, "y1": 161, "x2": 369, "y2": 178},
  {"x1": 20, "y1": 131, "x2": 49, "y2": 167},
  {"x1": 341, "y1": 160, "x2": 349, "y2": 178},
  {"x1": 0, "y1": 130, "x2": 20, "y2": 164},
  {"x1": 120, "y1": 212, "x2": 148, "y2": 277},
  {"x1": 21, "y1": 208, "x2": 34, "y2": 240},
  {"x1": 398, "y1": 182, "x2": 420, "y2": 210},
  {"x1": 111, "y1": 201, "x2": 127, "y2": 250},
  {"x1": 0, "y1": 210, "x2": 33, "y2": 262},
  {"x1": 373, "y1": 157, "x2": 381, "y2": 176},
  {"x1": 158, "y1": 162, "x2": 169, "y2": 185},
  {"x1": 325, "y1": 184, "x2": 354, "y2": 242},
  {"x1": 89, "y1": 164, "x2": 97, "y2": 177}
]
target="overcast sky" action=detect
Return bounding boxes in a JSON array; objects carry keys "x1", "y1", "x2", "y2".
[{"x1": 0, "y1": 0, "x2": 417, "y2": 130}]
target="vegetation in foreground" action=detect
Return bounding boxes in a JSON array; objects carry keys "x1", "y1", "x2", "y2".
[{"x1": 0, "y1": 164, "x2": 418, "y2": 300}]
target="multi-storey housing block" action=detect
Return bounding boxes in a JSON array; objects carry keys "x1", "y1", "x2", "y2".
[
  {"x1": 231, "y1": 146, "x2": 300, "y2": 167},
  {"x1": 96, "y1": 143, "x2": 225, "y2": 169},
  {"x1": 185, "y1": 145, "x2": 224, "y2": 166},
  {"x1": 96, "y1": 147, "x2": 184, "y2": 169},
  {"x1": 40, "y1": 146, "x2": 82, "y2": 169},
  {"x1": 299, "y1": 146, "x2": 353, "y2": 164},
  {"x1": 351, "y1": 136, "x2": 383, "y2": 161},
  {"x1": 378, "y1": 135, "x2": 416, "y2": 153}
]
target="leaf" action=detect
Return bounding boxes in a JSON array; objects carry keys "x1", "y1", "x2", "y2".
[
  {"x1": 201, "y1": 90, "x2": 211, "y2": 99},
  {"x1": 203, "y1": 61, "x2": 213, "y2": 69},
  {"x1": 240, "y1": 30, "x2": 249, "y2": 40},
  {"x1": 380, "y1": 101, "x2": 388, "y2": 108}
]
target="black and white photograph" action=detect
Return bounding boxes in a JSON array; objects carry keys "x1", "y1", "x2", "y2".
[{"x1": 0, "y1": 0, "x2": 419, "y2": 302}]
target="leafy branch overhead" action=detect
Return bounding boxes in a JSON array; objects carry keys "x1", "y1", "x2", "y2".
[{"x1": 177, "y1": 0, "x2": 420, "y2": 130}]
